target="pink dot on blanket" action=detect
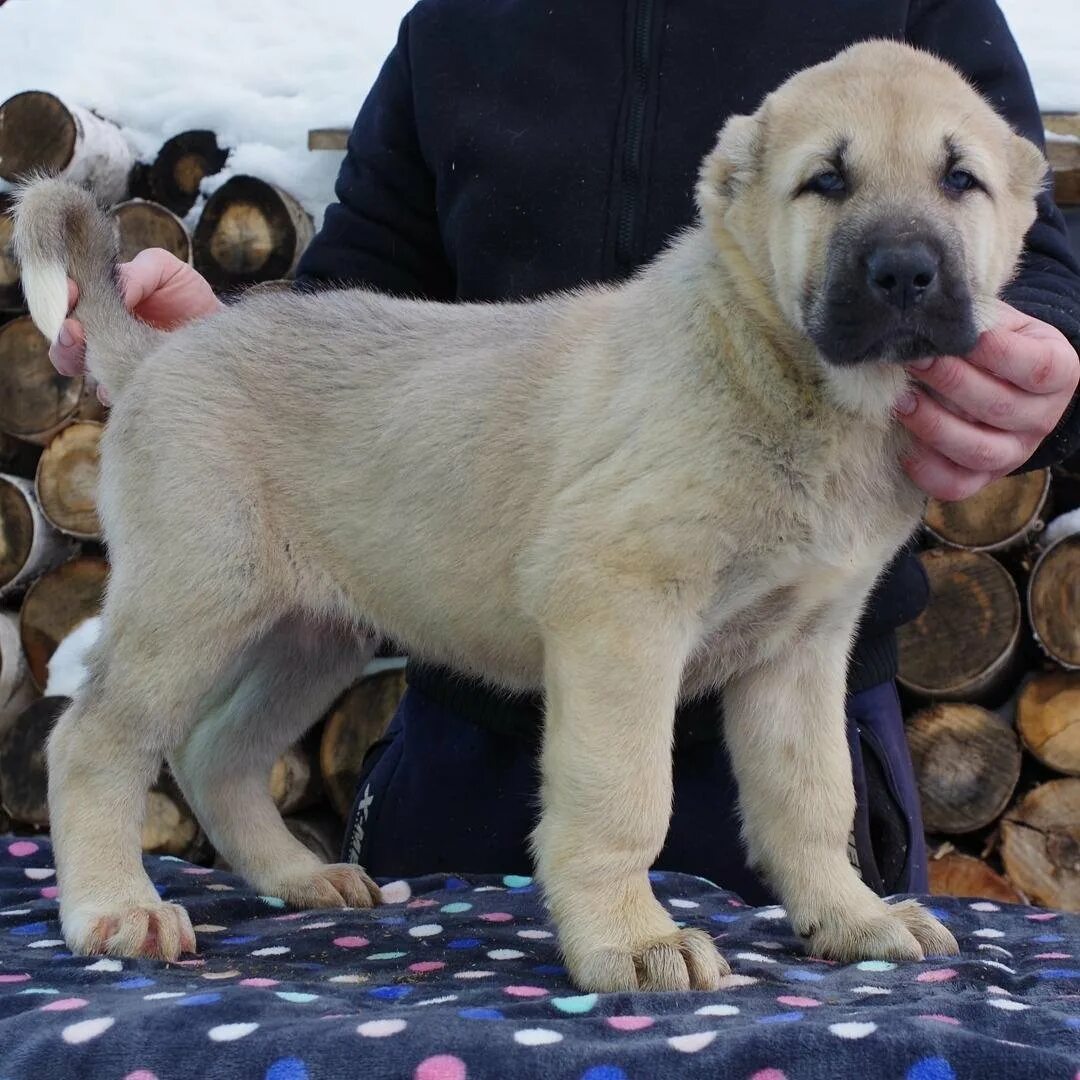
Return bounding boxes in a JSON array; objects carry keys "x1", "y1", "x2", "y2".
[
  {"x1": 7, "y1": 841, "x2": 38, "y2": 857},
  {"x1": 414, "y1": 1055, "x2": 467, "y2": 1080},
  {"x1": 750, "y1": 1071, "x2": 788, "y2": 1080},
  {"x1": 40, "y1": 998, "x2": 88, "y2": 1011},
  {"x1": 40, "y1": 887, "x2": 58, "y2": 900},
  {"x1": 239, "y1": 978, "x2": 279, "y2": 988},
  {"x1": 333, "y1": 936, "x2": 369, "y2": 948},
  {"x1": 124, "y1": 1072, "x2": 160, "y2": 1080},
  {"x1": 0, "y1": 974, "x2": 31, "y2": 983},
  {"x1": 408, "y1": 962, "x2": 446, "y2": 974},
  {"x1": 607, "y1": 1015, "x2": 654, "y2": 1030},
  {"x1": 916, "y1": 969, "x2": 958, "y2": 983},
  {"x1": 479, "y1": 912, "x2": 513, "y2": 923},
  {"x1": 918, "y1": 1015, "x2": 961, "y2": 1025},
  {"x1": 777, "y1": 996, "x2": 821, "y2": 1008},
  {"x1": 182, "y1": 868, "x2": 214, "y2": 876},
  {"x1": 504, "y1": 986, "x2": 549, "y2": 998}
]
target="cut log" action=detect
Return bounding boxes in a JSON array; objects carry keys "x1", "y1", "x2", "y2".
[
  {"x1": 1017, "y1": 672, "x2": 1080, "y2": 776},
  {"x1": 269, "y1": 744, "x2": 321, "y2": 816},
  {"x1": 284, "y1": 810, "x2": 343, "y2": 864},
  {"x1": 906, "y1": 703, "x2": 1022, "y2": 833},
  {"x1": 923, "y1": 469, "x2": 1050, "y2": 552},
  {"x1": 0, "y1": 433, "x2": 41, "y2": 480},
  {"x1": 0, "y1": 91, "x2": 133, "y2": 204},
  {"x1": 320, "y1": 669, "x2": 405, "y2": 818},
  {"x1": 1000, "y1": 778, "x2": 1080, "y2": 911},
  {"x1": 110, "y1": 199, "x2": 192, "y2": 265},
  {"x1": 35, "y1": 421, "x2": 102, "y2": 540},
  {"x1": 0, "y1": 191, "x2": 23, "y2": 312},
  {"x1": 141, "y1": 789, "x2": 201, "y2": 857},
  {"x1": 0, "y1": 695, "x2": 67, "y2": 826},
  {"x1": 19, "y1": 556, "x2": 109, "y2": 690},
  {"x1": 1029, "y1": 534, "x2": 1080, "y2": 669},
  {"x1": 1044, "y1": 115, "x2": 1080, "y2": 206},
  {"x1": 897, "y1": 550, "x2": 1021, "y2": 703},
  {"x1": 193, "y1": 176, "x2": 314, "y2": 290},
  {"x1": 927, "y1": 849, "x2": 1025, "y2": 903},
  {"x1": 0, "y1": 474, "x2": 79, "y2": 600},
  {"x1": 0, "y1": 316, "x2": 106, "y2": 444},
  {"x1": 0, "y1": 610, "x2": 36, "y2": 741},
  {"x1": 149, "y1": 130, "x2": 229, "y2": 217},
  {"x1": 307, "y1": 128, "x2": 349, "y2": 152}
]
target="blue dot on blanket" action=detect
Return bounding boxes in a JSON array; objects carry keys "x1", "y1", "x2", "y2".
[
  {"x1": 265, "y1": 1058, "x2": 308, "y2": 1080},
  {"x1": 459, "y1": 1007, "x2": 504, "y2": 1019},
  {"x1": 115, "y1": 977, "x2": 156, "y2": 989},
  {"x1": 581, "y1": 1068, "x2": 629, "y2": 1080},
  {"x1": 369, "y1": 985, "x2": 411, "y2": 1000},
  {"x1": 9, "y1": 923, "x2": 48, "y2": 936},
  {"x1": 907, "y1": 1058, "x2": 956, "y2": 1080},
  {"x1": 447, "y1": 938, "x2": 482, "y2": 949},
  {"x1": 758, "y1": 1011, "x2": 803, "y2": 1024},
  {"x1": 785, "y1": 968, "x2": 825, "y2": 982},
  {"x1": 176, "y1": 993, "x2": 223, "y2": 1007},
  {"x1": 220, "y1": 936, "x2": 258, "y2": 945},
  {"x1": 445, "y1": 877, "x2": 471, "y2": 891}
]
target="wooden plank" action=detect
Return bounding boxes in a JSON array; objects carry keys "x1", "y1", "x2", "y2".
[
  {"x1": 1043, "y1": 113, "x2": 1080, "y2": 206},
  {"x1": 307, "y1": 128, "x2": 349, "y2": 152}
]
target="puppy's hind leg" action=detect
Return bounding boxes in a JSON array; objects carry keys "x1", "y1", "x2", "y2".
[
  {"x1": 47, "y1": 595, "x2": 272, "y2": 961},
  {"x1": 533, "y1": 598, "x2": 729, "y2": 993},
  {"x1": 169, "y1": 618, "x2": 380, "y2": 910}
]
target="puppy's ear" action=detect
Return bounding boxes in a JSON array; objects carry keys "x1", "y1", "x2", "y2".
[
  {"x1": 696, "y1": 112, "x2": 763, "y2": 215},
  {"x1": 1007, "y1": 131, "x2": 1049, "y2": 202}
]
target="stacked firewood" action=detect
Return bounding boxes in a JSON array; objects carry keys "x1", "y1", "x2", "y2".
[{"x1": 0, "y1": 90, "x2": 399, "y2": 862}]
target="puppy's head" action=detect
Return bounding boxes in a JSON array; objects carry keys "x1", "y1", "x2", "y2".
[{"x1": 696, "y1": 40, "x2": 1046, "y2": 369}]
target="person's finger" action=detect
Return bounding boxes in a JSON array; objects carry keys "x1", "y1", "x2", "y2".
[
  {"x1": 48, "y1": 318, "x2": 87, "y2": 376},
  {"x1": 964, "y1": 317, "x2": 1078, "y2": 396},
  {"x1": 66, "y1": 278, "x2": 78, "y2": 313},
  {"x1": 906, "y1": 355, "x2": 1049, "y2": 433},
  {"x1": 901, "y1": 443, "x2": 993, "y2": 502},
  {"x1": 895, "y1": 388, "x2": 1031, "y2": 474}
]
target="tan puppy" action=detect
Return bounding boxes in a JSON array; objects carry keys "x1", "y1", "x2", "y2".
[{"x1": 12, "y1": 40, "x2": 1046, "y2": 992}]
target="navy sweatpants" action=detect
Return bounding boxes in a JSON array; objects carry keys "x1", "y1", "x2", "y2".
[{"x1": 343, "y1": 681, "x2": 927, "y2": 905}]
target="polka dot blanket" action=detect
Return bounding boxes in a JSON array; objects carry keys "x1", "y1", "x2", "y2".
[{"x1": 1, "y1": 837, "x2": 1079, "y2": 1079}]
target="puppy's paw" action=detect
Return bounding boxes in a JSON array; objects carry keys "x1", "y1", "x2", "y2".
[
  {"x1": 264, "y1": 863, "x2": 381, "y2": 910},
  {"x1": 570, "y1": 928, "x2": 729, "y2": 992},
  {"x1": 64, "y1": 901, "x2": 197, "y2": 962},
  {"x1": 805, "y1": 898, "x2": 957, "y2": 963}
]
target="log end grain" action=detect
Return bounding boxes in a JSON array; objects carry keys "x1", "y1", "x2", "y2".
[
  {"x1": 110, "y1": 199, "x2": 192, "y2": 265},
  {"x1": 924, "y1": 470, "x2": 1049, "y2": 551},
  {"x1": 19, "y1": 556, "x2": 109, "y2": 689},
  {"x1": 1029, "y1": 535, "x2": 1080, "y2": 669},
  {"x1": 906, "y1": 703, "x2": 1022, "y2": 834},
  {"x1": 0, "y1": 191, "x2": 23, "y2": 312},
  {"x1": 35, "y1": 421, "x2": 102, "y2": 540},
  {"x1": 1017, "y1": 671, "x2": 1080, "y2": 777},
  {"x1": 0, "y1": 91, "x2": 76, "y2": 181},
  {"x1": 0, "y1": 476, "x2": 34, "y2": 591},
  {"x1": 0, "y1": 317, "x2": 84, "y2": 443},
  {"x1": 897, "y1": 549, "x2": 1021, "y2": 702},
  {"x1": 1001, "y1": 778, "x2": 1080, "y2": 911},
  {"x1": 928, "y1": 850, "x2": 1024, "y2": 904},
  {"x1": 149, "y1": 130, "x2": 229, "y2": 217}
]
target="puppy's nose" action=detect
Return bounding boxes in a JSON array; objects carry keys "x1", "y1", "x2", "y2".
[{"x1": 865, "y1": 242, "x2": 940, "y2": 310}]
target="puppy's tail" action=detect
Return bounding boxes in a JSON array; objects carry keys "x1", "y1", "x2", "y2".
[{"x1": 9, "y1": 177, "x2": 161, "y2": 397}]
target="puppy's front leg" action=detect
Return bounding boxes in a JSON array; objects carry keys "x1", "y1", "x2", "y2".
[
  {"x1": 722, "y1": 625, "x2": 958, "y2": 962},
  {"x1": 533, "y1": 610, "x2": 727, "y2": 993}
]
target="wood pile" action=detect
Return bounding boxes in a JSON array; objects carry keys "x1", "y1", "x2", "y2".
[{"x1": 2, "y1": 95, "x2": 1080, "y2": 898}]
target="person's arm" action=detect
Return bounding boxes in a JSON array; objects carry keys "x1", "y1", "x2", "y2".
[
  {"x1": 293, "y1": 15, "x2": 454, "y2": 300},
  {"x1": 903, "y1": 0, "x2": 1080, "y2": 479}
]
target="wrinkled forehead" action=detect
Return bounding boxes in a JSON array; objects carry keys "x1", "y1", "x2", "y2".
[{"x1": 762, "y1": 59, "x2": 1013, "y2": 192}]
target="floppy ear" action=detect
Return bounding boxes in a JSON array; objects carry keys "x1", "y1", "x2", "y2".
[
  {"x1": 695, "y1": 112, "x2": 763, "y2": 215},
  {"x1": 1007, "y1": 131, "x2": 1049, "y2": 202}
]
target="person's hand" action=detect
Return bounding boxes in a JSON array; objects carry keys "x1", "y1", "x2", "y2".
[
  {"x1": 895, "y1": 300, "x2": 1080, "y2": 501},
  {"x1": 49, "y1": 248, "x2": 223, "y2": 385}
]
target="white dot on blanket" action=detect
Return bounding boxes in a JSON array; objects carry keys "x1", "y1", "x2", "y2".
[
  {"x1": 969, "y1": 902, "x2": 1000, "y2": 912},
  {"x1": 695, "y1": 1004, "x2": 739, "y2": 1017},
  {"x1": 62, "y1": 1017, "x2": 114, "y2": 1044},
  {"x1": 988, "y1": 998, "x2": 1030, "y2": 1011},
  {"x1": 517, "y1": 930, "x2": 553, "y2": 940},
  {"x1": 454, "y1": 970, "x2": 495, "y2": 979},
  {"x1": 23, "y1": 869, "x2": 55, "y2": 881},
  {"x1": 850, "y1": 986, "x2": 891, "y2": 996},
  {"x1": 488, "y1": 949, "x2": 525, "y2": 960},
  {"x1": 754, "y1": 906, "x2": 787, "y2": 920},
  {"x1": 669, "y1": 899, "x2": 699, "y2": 909},
  {"x1": 209, "y1": 1023, "x2": 259, "y2": 1042},
  {"x1": 27, "y1": 940, "x2": 65, "y2": 949},
  {"x1": 734, "y1": 952, "x2": 777, "y2": 964},
  {"x1": 973, "y1": 928, "x2": 1006, "y2": 939},
  {"x1": 380, "y1": 880, "x2": 411, "y2": 904},
  {"x1": 829, "y1": 1022, "x2": 878, "y2": 1039},
  {"x1": 250, "y1": 946, "x2": 290, "y2": 956},
  {"x1": 84, "y1": 958, "x2": 122, "y2": 972},
  {"x1": 514, "y1": 1028, "x2": 563, "y2": 1046},
  {"x1": 668, "y1": 1032, "x2": 717, "y2": 1053},
  {"x1": 408, "y1": 924, "x2": 443, "y2": 938},
  {"x1": 357, "y1": 1019, "x2": 407, "y2": 1036}
]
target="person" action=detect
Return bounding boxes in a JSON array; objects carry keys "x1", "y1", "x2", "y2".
[{"x1": 51, "y1": 0, "x2": 1080, "y2": 905}]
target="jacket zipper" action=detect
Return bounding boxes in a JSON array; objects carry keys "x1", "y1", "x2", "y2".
[{"x1": 615, "y1": 0, "x2": 656, "y2": 269}]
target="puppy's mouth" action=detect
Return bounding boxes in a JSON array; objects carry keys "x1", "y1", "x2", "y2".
[{"x1": 805, "y1": 222, "x2": 979, "y2": 367}]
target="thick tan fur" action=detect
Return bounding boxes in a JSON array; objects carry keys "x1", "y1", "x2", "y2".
[{"x1": 10, "y1": 42, "x2": 1046, "y2": 991}]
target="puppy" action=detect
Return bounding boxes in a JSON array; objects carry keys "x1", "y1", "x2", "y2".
[{"x1": 12, "y1": 40, "x2": 1046, "y2": 992}]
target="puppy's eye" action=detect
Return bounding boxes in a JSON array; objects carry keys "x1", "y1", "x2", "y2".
[
  {"x1": 942, "y1": 168, "x2": 980, "y2": 195},
  {"x1": 801, "y1": 170, "x2": 848, "y2": 198}
]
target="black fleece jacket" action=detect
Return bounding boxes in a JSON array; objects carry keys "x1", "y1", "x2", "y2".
[{"x1": 296, "y1": 0, "x2": 1080, "y2": 704}]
